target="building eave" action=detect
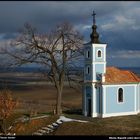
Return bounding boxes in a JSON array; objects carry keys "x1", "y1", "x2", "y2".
[{"x1": 102, "y1": 82, "x2": 140, "y2": 85}]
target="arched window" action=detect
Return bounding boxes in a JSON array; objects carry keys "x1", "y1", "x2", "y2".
[
  {"x1": 118, "y1": 88, "x2": 123, "y2": 103},
  {"x1": 97, "y1": 50, "x2": 101, "y2": 58},
  {"x1": 87, "y1": 50, "x2": 90, "y2": 58},
  {"x1": 86, "y1": 66, "x2": 90, "y2": 74}
]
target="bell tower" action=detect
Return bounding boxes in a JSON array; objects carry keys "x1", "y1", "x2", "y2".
[{"x1": 83, "y1": 11, "x2": 107, "y2": 117}]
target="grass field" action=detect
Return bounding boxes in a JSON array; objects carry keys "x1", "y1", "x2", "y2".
[
  {"x1": 0, "y1": 72, "x2": 82, "y2": 115},
  {"x1": 53, "y1": 114, "x2": 140, "y2": 135}
]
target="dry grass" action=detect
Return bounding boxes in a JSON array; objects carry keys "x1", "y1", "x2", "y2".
[
  {"x1": 53, "y1": 114, "x2": 140, "y2": 135},
  {"x1": 0, "y1": 72, "x2": 82, "y2": 114},
  {"x1": 12, "y1": 84, "x2": 82, "y2": 114},
  {"x1": 0, "y1": 112, "x2": 24, "y2": 133},
  {"x1": 6, "y1": 113, "x2": 140, "y2": 135},
  {"x1": 10, "y1": 115, "x2": 58, "y2": 135}
]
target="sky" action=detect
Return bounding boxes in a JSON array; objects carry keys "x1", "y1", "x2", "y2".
[{"x1": 0, "y1": 1, "x2": 140, "y2": 67}]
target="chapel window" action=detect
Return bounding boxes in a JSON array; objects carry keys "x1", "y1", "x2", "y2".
[
  {"x1": 87, "y1": 50, "x2": 90, "y2": 58},
  {"x1": 86, "y1": 66, "x2": 90, "y2": 74},
  {"x1": 97, "y1": 50, "x2": 101, "y2": 58},
  {"x1": 118, "y1": 88, "x2": 123, "y2": 103}
]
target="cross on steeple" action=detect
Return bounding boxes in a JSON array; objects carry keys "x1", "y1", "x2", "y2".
[{"x1": 92, "y1": 11, "x2": 96, "y2": 25}]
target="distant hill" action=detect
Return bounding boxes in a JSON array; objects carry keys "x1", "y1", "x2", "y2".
[
  {"x1": 0, "y1": 67, "x2": 43, "y2": 73},
  {"x1": 0, "y1": 66, "x2": 84, "y2": 73},
  {"x1": 119, "y1": 67, "x2": 140, "y2": 74},
  {"x1": 0, "y1": 66, "x2": 140, "y2": 75}
]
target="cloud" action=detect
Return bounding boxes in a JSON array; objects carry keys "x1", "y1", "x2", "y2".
[
  {"x1": 0, "y1": 34, "x2": 6, "y2": 40},
  {"x1": 75, "y1": 24, "x2": 91, "y2": 32},
  {"x1": 0, "y1": 33, "x2": 19, "y2": 41},
  {"x1": 99, "y1": 6, "x2": 140, "y2": 51},
  {"x1": 116, "y1": 15, "x2": 134, "y2": 25},
  {"x1": 101, "y1": 15, "x2": 135, "y2": 31},
  {"x1": 108, "y1": 50, "x2": 140, "y2": 59},
  {"x1": 107, "y1": 49, "x2": 140, "y2": 67},
  {"x1": 0, "y1": 39, "x2": 11, "y2": 48},
  {"x1": 0, "y1": 1, "x2": 140, "y2": 67},
  {"x1": 0, "y1": 1, "x2": 127, "y2": 34},
  {"x1": 101, "y1": 23, "x2": 114, "y2": 31}
]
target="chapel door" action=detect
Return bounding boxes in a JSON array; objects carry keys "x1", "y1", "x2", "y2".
[
  {"x1": 87, "y1": 98, "x2": 91, "y2": 117},
  {"x1": 99, "y1": 87, "x2": 102, "y2": 114}
]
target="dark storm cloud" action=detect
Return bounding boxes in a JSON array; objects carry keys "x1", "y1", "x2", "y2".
[
  {"x1": 0, "y1": 1, "x2": 140, "y2": 66},
  {"x1": 98, "y1": 3, "x2": 140, "y2": 51},
  {"x1": 0, "y1": 1, "x2": 125, "y2": 34}
]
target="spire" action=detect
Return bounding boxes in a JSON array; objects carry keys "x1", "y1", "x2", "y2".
[
  {"x1": 90, "y1": 10, "x2": 100, "y2": 43},
  {"x1": 92, "y1": 10, "x2": 96, "y2": 25}
]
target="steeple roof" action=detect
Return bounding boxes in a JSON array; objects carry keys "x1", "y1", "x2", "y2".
[{"x1": 90, "y1": 11, "x2": 100, "y2": 43}]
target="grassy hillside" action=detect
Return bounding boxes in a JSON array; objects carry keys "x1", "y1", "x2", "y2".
[
  {"x1": 53, "y1": 114, "x2": 140, "y2": 135},
  {"x1": 8, "y1": 113, "x2": 140, "y2": 135}
]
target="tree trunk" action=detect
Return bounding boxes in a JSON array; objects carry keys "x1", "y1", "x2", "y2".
[
  {"x1": 4, "y1": 119, "x2": 6, "y2": 135},
  {"x1": 0, "y1": 119, "x2": 4, "y2": 134},
  {"x1": 56, "y1": 88, "x2": 62, "y2": 115},
  {"x1": 2, "y1": 119, "x2": 6, "y2": 135}
]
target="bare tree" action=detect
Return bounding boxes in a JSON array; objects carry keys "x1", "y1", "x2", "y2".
[
  {"x1": 3, "y1": 22, "x2": 83, "y2": 115},
  {"x1": 0, "y1": 89, "x2": 18, "y2": 134}
]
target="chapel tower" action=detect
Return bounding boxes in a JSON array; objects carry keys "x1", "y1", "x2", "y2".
[{"x1": 83, "y1": 11, "x2": 107, "y2": 117}]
